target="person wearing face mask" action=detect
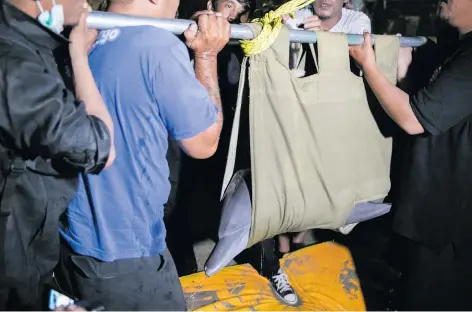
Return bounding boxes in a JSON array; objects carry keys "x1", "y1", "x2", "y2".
[
  {"x1": 0, "y1": 0, "x2": 115, "y2": 310},
  {"x1": 349, "y1": 0, "x2": 472, "y2": 309}
]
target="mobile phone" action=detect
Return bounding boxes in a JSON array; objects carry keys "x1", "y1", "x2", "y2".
[
  {"x1": 48, "y1": 289, "x2": 76, "y2": 310},
  {"x1": 47, "y1": 288, "x2": 105, "y2": 311}
]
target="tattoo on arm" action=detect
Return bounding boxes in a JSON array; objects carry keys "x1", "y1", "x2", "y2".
[{"x1": 194, "y1": 54, "x2": 223, "y2": 128}]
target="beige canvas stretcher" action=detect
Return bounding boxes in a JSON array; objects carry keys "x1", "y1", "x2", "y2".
[{"x1": 205, "y1": 25, "x2": 400, "y2": 276}]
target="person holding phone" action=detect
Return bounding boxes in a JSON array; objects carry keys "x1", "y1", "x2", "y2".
[{"x1": 0, "y1": 0, "x2": 115, "y2": 310}]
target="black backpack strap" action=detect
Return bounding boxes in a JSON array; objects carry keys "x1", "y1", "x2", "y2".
[
  {"x1": 0, "y1": 155, "x2": 26, "y2": 217},
  {"x1": 0, "y1": 154, "x2": 26, "y2": 285}
]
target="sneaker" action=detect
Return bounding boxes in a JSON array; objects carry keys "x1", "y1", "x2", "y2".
[{"x1": 269, "y1": 268, "x2": 299, "y2": 305}]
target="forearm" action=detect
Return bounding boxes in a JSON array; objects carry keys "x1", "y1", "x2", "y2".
[
  {"x1": 72, "y1": 57, "x2": 112, "y2": 130},
  {"x1": 71, "y1": 56, "x2": 115, "y2": 166},
  {"x1": 363, "y1": 63, "x2": 423, "y2": 134},
  {"x1": 194, "y1": 55, "x2": 223, "y2": 133}
]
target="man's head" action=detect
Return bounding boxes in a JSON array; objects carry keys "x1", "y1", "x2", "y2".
[
  {"x1": 439, "y1": 0, "x2": 472, "y2": 34},
  {"x1": 107, "y1": 0, "x2": 179, "y2": 19},
  {"x1": 7, "y1": 0, "x2": 86, "y2": 26},
  {"x1": 207, "y1": 0, "x2": 250, "y2": 22},
  {"x1": 313, "y1": 0, "x2": 347, "y2": 20},
  {"x1": 59, "y1": 0, "x2": 88, "y2": 25}
]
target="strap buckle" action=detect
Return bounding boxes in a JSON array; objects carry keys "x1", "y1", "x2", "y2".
[{"x1": 9, "y1": 158, "x2": 25, "y2": 178}]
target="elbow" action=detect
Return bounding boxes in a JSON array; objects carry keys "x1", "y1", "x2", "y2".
[
  {"x1": 180, "y1": 123, "x2": 221, "y2": 159},
  {"x1": 402, "y1": 121, "x2": 425, "y2": 135},
  {"x1": 187, "y1": 142, "x2": 218, "y2": 159},
  {"x1": 405, "y1": 127, "x2": 424, "y2": 135},
  {"x1": 104, "y1": 145, "x2": 116, "y2": 168},
  {"x1": 398, "y1": 108, "x2": 425, "y2": 135},
  {"x1": 201, "y1": 143, "x2": 218, "y2": 159}
]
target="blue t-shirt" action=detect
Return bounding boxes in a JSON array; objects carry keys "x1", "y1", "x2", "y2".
[{"x1": 60, "y1": 26, "x2": 218, "y2": 262}]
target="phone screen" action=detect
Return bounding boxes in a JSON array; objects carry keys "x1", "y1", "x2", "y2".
[{"x1": 48, "y1": 289, "x2": 75, "y2": 310}]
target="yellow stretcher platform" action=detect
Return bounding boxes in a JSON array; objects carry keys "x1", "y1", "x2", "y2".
[{"x1": 181, "y1": 242, "x2": 365, "y2": 311}]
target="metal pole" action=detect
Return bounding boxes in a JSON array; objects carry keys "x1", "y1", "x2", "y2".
[{"x1": 87, "y1": 11, "x2": 427, "y2": 47}]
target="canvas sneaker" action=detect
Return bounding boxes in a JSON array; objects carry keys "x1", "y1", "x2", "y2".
[{"x1": 269, "y1": 268, "x2": 299, "y2": 305}]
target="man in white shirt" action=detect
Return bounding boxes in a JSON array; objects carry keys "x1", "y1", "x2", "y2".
[{"x1": 284, "y1": 0, "x2": 371, "y2": 33}]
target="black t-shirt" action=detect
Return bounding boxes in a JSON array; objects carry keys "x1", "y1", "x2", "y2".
[{"x1": 392, "y1": 32, "x2": 472, "y2": 253}]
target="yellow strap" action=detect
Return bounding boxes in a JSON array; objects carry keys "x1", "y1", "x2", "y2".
[{"x1": 240, "y1": 0, "x2": 316, "y2": 56}]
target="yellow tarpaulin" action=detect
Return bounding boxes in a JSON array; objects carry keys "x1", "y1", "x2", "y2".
[{"x1": 181, "y1": 242, "x2": 365, "y2": 311}]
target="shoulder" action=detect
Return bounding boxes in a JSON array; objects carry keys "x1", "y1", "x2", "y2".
[
  {"x1": 463, "y1": 41, "x2": 472, "y2": 60},
  {"x1": 339, "y1": 8, "x2": 371, "y2": 33},
  {"x1": 0, "y1": 42, "x2": 42, "y2": 74},
  {"x1": 294, "y1": 6, "x2": 314, "y2": 24},
  {"x1": 95, "y1": 26, "x2": 189, "y2": 61},
  {"x1": 0, "y1": 28, "x2": 40, "y2": 68},
  {"x1": 341, "y1": 8, "x2": 370, "y2": 22},
  {"x1": 451, "y1": 45, "x2": 472, "y2": 73},
  {"x1": 0, "y1": 31, "x2": 64, "y2": 90},
  {"x1": 110, "y1": 26, "x2": 184, "y2": 49}
]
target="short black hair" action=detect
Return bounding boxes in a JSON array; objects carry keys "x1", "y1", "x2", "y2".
[
  {"x1": 90, "y1": 0, "x2": 110, "y2": 11},
  {"x1": 213, "y1": 0, "x2": 253, "y2": 13}
]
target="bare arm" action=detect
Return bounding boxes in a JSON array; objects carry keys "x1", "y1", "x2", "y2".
[
  {"x1": 350, "y1": 33, "x2": 424, "y2": 135},
  {"x1": 69, "y1": 9, "x2": 115, "y2": 167},
  {"x1": 178, "y1": 11, "x2": 230, "y2": 158},
  {"x1": 362, "y1": 63, "x2": 424, "y2": 135},
  {"x1": 194, "y1": 55, "x2": 223, "y2": 126},
  {"x1": 71, "y1": 55, "x2": 115, "y2": 167},
  {"x1": 178, "y1": 55, "x2": 224, "y2": 157},
  {"x1": 71, "y1": 56, "x2": 115, "y2": 165}
]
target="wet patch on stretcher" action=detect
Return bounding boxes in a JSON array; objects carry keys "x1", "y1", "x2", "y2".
[{"x1": 181, "y1": 242, "x2": 365, "y2": 311}]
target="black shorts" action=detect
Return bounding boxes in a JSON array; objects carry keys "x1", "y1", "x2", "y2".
[{"x1": 55, "y1": 242, "x2": 186, "y2": 311}]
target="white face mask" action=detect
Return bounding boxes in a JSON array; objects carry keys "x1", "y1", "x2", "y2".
[{"x1": 36, "y1": 0, "x2": 65, "y2": 34}]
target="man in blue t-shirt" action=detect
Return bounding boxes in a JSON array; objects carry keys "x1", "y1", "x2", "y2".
[{"x1": 55, "y1": 1, "x2": 230, "y2": 310}]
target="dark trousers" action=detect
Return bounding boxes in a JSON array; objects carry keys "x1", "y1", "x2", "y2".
[
  {"x1": 0, "y1": 283, "x2": 49, "y2": 311},
  {"x1": 258, "y1": 238, "x2": 281, "y2": 279},
  {"x1": 55, "y1": 242, "x2": 186, "y2": 311},
  {"x1": 0, "y1": 199, "x2": 65, "y2": 310},
  {"x1": 394, "y1": 236, "x2": 472, "y2": 311}
]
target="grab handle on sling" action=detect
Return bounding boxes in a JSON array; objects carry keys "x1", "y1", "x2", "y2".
[{"x1": 317, "y1": 32, "x2": 350, "y2": 73}]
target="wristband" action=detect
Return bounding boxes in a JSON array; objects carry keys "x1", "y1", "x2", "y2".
[{"x1": 194, "y1": 52, "x2": 218, "y2": 59}]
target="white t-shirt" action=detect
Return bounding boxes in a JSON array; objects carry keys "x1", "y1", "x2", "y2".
[
  {"x1": 285, "y1": 6, "x2": 371, "y2": 73},
  {"x1": 330, "y1": 8, "x2": 371, "y2": 34},
  {"x1": 287, "y1": 7, "x2": 371, "y2": 34}
]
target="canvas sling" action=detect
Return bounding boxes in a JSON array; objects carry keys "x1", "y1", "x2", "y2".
[{"x1": 221, "y1": 25, "x2": 400, "y2": 247}]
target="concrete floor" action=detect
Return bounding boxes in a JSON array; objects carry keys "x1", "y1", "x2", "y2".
[{"x1": 193, "y1": 239, "x2": 234, "y2": 271}]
